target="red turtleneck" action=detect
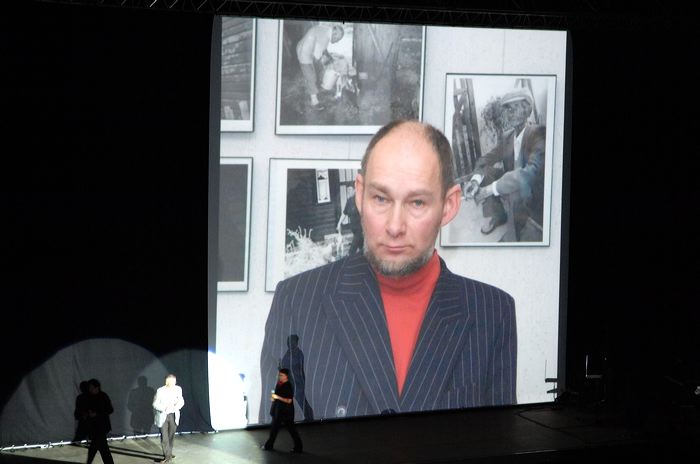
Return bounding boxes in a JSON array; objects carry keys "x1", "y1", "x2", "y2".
[{"x1": 375, "y1": 251, "x2": 440, "y2": 395}]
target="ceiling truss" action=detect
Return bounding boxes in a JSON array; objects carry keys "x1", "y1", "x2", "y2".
[{"x1": 36, "y1": 0, "x2": 689, "y2": 30}]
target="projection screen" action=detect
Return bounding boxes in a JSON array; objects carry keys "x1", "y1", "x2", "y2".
[{"x1": 210, "y1": 16, "x2": 568, "y2": 429}]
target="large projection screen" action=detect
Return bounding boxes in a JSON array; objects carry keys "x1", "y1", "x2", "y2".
[{"x1": 211, "y1": 17, "x2": 568, "y2": 430}]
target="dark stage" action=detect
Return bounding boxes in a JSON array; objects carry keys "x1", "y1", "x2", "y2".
[
  {"x1": 4, "y1": 2, "x2": 700, "y2": 463},
  {"x1": 2, "y1": 400, "x2": 698, "y2": 464}
]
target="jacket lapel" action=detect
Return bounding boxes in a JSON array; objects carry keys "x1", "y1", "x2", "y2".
[
  {"x1": 504, "y1": 129, "x2": 516, "y2": 171},
  {"x1": 321, "y1": 255, "x2": 401, "y2": 413},
  {"x1": 399, "y1": 261, "x2": 473, "y2": 411},
  {"x1": 519, "y1": 125, "x2": 533, "y2": 168}
]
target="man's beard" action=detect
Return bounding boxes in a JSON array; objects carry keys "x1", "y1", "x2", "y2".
[{"x1": 363, "y1": 241, "x2": 434, "y2": 278}]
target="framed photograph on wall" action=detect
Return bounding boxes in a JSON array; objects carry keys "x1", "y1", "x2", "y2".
[
  {"x1": 275, "y1": 20, "x2": 426, "y2": 135},
  {"x1": 441, "y1": 73, "x2": 557, "y2": 247},
  {"x1": 266, "y1": 158, "x2": 362, "y2": 291},
  {"x1": 221, "y1": 17, "x2": 256, "y2": 132},
  {"x1": 218, "y1": 158, "x2": 253, "y2": 291}
]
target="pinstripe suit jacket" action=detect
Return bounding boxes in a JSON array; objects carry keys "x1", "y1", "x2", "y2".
[{"x1": 259, "y1": 253, "x2": 517, "y2": 424}]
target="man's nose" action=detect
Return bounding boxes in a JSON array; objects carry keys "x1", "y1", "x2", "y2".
[{"x1": 385, "y1": 204, "x2": 406, "y2": 237}]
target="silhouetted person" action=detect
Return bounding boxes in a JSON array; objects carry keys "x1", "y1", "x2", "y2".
[
  {"x1": 153, "y1": 374, "x2": 184, "y2": 464},
  {"x1": 261, "y1": 368, "x2": 303, "y2": 453},
  {"x1": 127, "y1": 376, "x2": 155, "y2": 435},
  {"x1": 85, "y1": 378, "x2": 115, "y2": 464},
  {"x1": 280, "y1": 334, "x2": 314, "y2": 421},
  {"x1": 73, "y1": 380, "x2": 90, "y2": 442}
]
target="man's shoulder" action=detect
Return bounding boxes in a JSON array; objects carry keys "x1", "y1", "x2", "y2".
[
  {"x1": 276, "y1": 254, "x2": 367, "y2": 294},
  {"x1": 451, "y1": 272, "x2": 512, "y2": 294},
  {"x1": 441, "y1": 262, "x2": 514, "y2": 303}
]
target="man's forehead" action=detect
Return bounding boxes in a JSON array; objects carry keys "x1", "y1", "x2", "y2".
[
  {"x1": 363, "y1": 131, "x2": 442, "y2": 199},
  {"x1": 366, "y1": 179, "x2": 435, "y2": 199},
  {"x1": 367, "y1": 127, "x2": 439, "y2": 172}
]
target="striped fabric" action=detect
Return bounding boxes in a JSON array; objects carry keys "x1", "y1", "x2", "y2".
[{"x1": 259, "y1": 253, "x2": 517, "y2": 424}]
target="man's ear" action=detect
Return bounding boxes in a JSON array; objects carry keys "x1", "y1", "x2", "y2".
[
  {"x1": 354, "y1": 174, "x2": 364, "y2": 214},
  {"x1": 441, "y1": 184, "x2": 462, "y2": 227}
]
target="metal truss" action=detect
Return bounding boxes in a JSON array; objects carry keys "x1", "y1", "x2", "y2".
[{"x1": 36, "y1": 0, "x2": 692, "y2": 30}]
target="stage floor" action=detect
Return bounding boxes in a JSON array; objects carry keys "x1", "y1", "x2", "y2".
[{"x1": 1, "y1": 401, "x2": 698, "y2": 463}]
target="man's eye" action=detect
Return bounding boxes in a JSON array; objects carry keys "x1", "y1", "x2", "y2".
[
  {"x1": 412, "y1": 199, "x2": 425, "y2": 207},
  {"x1": 374, "y1": 195, "x2": 386, "y2": 203}
]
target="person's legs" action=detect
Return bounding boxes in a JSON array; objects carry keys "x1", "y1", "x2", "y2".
[
  {"x1": 263, "y1": 416, "x2": 281, "y2": 450},
  {"x1": 74, "y1": 420, "x2": 87, "y2": 442},
  {"x1": 86, "y1": 438, "x2": 98, "y2": 464},
  {"x1": 480, "y1": 196, "x2": 507, "y2": 234},
  {"x1": 478, "y1": 165, "x2": 508, "y2": 234},
  {"x1": 499, "y1": 191, "x2": 539, "y2": 242},
  {"x1": 299, "y1": 63, "x2": 321, "y2": 108},
  {"x1": 97, "y1": 435, "x2": 114, "y2": 464},
  {"x1": 286, "y1": 420, "x2": 303, "y2": 452},
  {"x1": 167, "y1": 415, "x2": 177, "y2": 458},
  {"x1": 160, "y1": 414, "x2": 176, "y2": 461},
  {"x1": 87, "y1": 433, "x2": 113, "y2": 464},
  {"x1": 302, "y1": 399, "x2": 315, "y2": 422},
  {"x1": 349, "y1": 230, "x2": 364, "y2": 255},
  {"x1": 159, "y1": 426, "x2": 168, "y2": 460}
]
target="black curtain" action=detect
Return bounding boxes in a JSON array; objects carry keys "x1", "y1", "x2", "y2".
[
  {"x1": 565, "y1": 22, "x2": 700, "y2": 419},
  {"x1": 3, "y1": 1, "x2": 214, "y2": 446}
]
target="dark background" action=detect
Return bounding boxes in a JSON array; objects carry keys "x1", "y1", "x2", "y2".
[
  {"x1": 3, "y1": 0, "x2": 699, "y2": 445},
  {"x1": 2, "y1": 1, "x2": 214, "y2": 439}
]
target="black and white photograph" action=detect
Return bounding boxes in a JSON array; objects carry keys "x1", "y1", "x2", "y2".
[
  {"x1": 441, "y1": 74, "x2": 556, "y2": 246},
  {"x1": 218, "y1": 158, "x2": 253, "y2": 291},
  {"x1": 275, "y1": 20, "x2": 425, "y2": 135},
  {"x1": 221, "y1": 17, "x2": 256, "y2": 132},
  {"x1": 265, "y1": 158, "x2": 361, "y2": 291}
]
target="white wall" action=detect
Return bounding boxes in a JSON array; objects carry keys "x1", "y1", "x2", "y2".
[{"x1": 213, "y1": 19, "x2": 567, "y2": 428}]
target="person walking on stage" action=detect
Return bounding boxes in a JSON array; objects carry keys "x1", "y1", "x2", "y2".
[
  {"x1": 261, "y1": 368, "x2": 303, "y2": 453},
  {"x1": 85, "y1": 378, "x2": 115, "y2": 464},
  {"x1": 153, "y1": 374, "x2": 184, "y2": 463}
]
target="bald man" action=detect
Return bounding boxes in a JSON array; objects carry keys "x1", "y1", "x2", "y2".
[{"x1": 260, "y1": 120, "x2": 517, "y2": 424}]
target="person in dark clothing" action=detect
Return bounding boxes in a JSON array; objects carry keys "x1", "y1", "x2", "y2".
[
  {"x1": 85, "y1": 378, "x2": 115, "y2": 464},
  {"x1": 336, "y1": 185, "x2": 364, "y2": 255},
  {"x1": 73, "y1": 380, "x2": 90, "y2": 442},
  {"x1": 465, "y1": 87, "x2": 546, "y2": 242},
  {"x1": 261, "y1": 368, "x2": 303, "y2": 453}
]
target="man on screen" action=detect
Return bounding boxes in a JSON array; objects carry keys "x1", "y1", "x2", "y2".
[
  {"x1": 464, "y1": 87, "x2": 546, "y2": 242},
  {"x1": 295, "y1": 23, "x2": 344, "y2": 110},
  {"x1": 260, "y1": 120, "x2": 517, "y2": 423}
]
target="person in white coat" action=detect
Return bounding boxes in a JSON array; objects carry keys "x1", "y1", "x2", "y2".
[{"x1": 153, "y1": 374, "x2": 184, "y2": 463}]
